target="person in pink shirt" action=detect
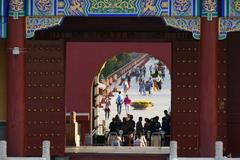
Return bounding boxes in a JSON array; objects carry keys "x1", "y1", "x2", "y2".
[{"x1": 124, "y1": 94, "x2": 131, "y2": 115}]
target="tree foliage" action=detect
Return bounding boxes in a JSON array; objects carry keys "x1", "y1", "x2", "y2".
[{"x1": 101, "y1": 53, "x2": 133, "y2": 77}]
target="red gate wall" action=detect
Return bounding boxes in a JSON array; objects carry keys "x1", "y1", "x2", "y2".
[
  {"x1": 171, "y1": 41, "x2": 200, "y2": 156},
  {"x1": 217, "y1": 42, "x2": 228, "y2": 153},
  {"x1": 171, "y1": 41, "x2": 229, "y2": 156},
  {"x1": 25, "y1": 40, "x2": 65, "y2": 156},
  {"x1": 23, "y1": 40, "x2": 232, "y2": 157}
]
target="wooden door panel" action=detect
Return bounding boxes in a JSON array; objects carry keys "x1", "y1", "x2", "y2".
[
  {"x1": 25, "y1": 40, "x2": 65, "y2": 156},
  {"x1": 172, "y1": 41, "x2": 200, "y2": 156},
  {"x1": 217, "y1": 42, "x2": 228, "y2": 153},
  {"x1": 172, "y1": 41, "x2": 228, "y2": 156}
]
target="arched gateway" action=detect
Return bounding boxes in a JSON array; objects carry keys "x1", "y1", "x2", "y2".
[
  {"x1": 65, "y1": 42, "x2": 171, "y2": 144},
  {"x1": 0, "y1": 0, "x2": 240, "y2": 159}
]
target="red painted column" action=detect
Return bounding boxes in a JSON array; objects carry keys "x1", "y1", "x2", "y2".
[
  {"x1": 199, "y1": 17, "x2": 218, "y2": 156},
  {"x1": 7, "y1": 17, "x2": 26, "y2": 156}
]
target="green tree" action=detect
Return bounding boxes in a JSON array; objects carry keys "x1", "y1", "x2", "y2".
[
  {"x1": 101, "y1": 53, "x2": 135, "y2": 77},
  {"x1": 102, "y1": 56, "x2": 117, "y2": 77}
]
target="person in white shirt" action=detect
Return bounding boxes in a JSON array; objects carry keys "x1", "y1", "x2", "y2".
[
  {"x1": 111, "y1": 135, "x2": 122, "y2": 147},
  {"x1": 133, "y1": 133, "x2": 147, "y2": 147}
]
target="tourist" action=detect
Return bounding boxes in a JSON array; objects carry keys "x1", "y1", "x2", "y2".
[
  {"x1": 143, "y1": 66, "x2": 146, "y2": 77},
  {"x1": 109, "y1": 118, "x2": 118, "y2": 133},
  {"x1": 123, "y1": 94, "x2": 131, "y2": 115},
  {"x1": 133, "y1": 133, "x2": 147, "y2": 147},
  {"x1": 128, "y1": 115, "x2": 135, "y2": 132},
  {"x1": 121, "y1": 117, "x2": 130, "y2": 137},
  {"x1": 104, "y1": 98, "x2": 111, "y2": 120},
  {"x1": 123, "y1": 79, "x2": 129, "y2": 93},
  {"x1": 116, "y1": 91, "x2": 124, "y2": 115},
  {"x1": 148, "y1": 77, "x2": 153, "y2": 95},
  {"x1": 139, "y1": 78, "x2": 146, "y2": 95},
  {"x1": 155, "y1": 75, "x2": 163, "y2": 90},
  {"x1": 161, "y1": 110, "x2": 171, "y2": 145},
  {"x1": 126, "y1": 73, "x2": 131, "y2": 89},
  {"x1": 125, "y1": 131, "x2": 134, "y2": 146},
  {"x1": 153, "y1": 116, "x2": 161, "y2": 132},
  {"x1": 143, "y1": 118, "x2": 151, "y2": 146},
  {"x1": 163, "y1": 110, "x2": 171, "y2": 123},
  {"x1": 144, "y1": 118, "x2": 151, "y2": 135},
  {"x1": 162, "y1": 110, "x2": 171, "y2": 135},
  {"x1": 111, "y1": 134, "x2": 122, "y2": 147},
  {"x1": 135, "y1": 67, "x2": 140, "y2": 82},
  {"x1": 149, "y1": 118, "x2": 155, "y2": 133},
  {"x1": 136, "y1": 117, "x2": 144, "y2": 136},
  {"x1": 145, "y1": 80, "x2": 149, "y2": 94},
  {"x1": 115, "y1": 115, "x2": 122, "y2": 131},
  {"x1": 149, "y1": 65, "x2": 153, "y2": 74},
  {"x1": 152, "y1": 70, "x2": 162, "y2": 90}
]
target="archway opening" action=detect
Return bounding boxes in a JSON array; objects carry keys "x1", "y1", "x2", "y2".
[
  {"x1": 91, "y1": 52, "x2": 171, "y2": 147},
  {"x1": 65, "y1": 42, "x2": 172, "y2": 148}
]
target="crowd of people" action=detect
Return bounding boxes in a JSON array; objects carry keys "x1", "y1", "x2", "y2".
[
  {"x1": 104, "y1": 60, "x2": 166, "y2": 119},
  {"x1": 138, "y1": 62, "x2": 165, "y2": 96},
  {"x1": 102, "y1": 58, "x2": 170, "y2": 147},
  {"x1": 108, "y1": 110, "x2": 171, "y2": 147},
  {"x1": 117, "y1": 61, "x2": 165, "y2": 96}
]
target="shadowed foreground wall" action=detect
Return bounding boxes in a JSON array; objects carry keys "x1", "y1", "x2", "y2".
[{"x1": 227, "y1": 33, "x2": 240, "y2": 157}]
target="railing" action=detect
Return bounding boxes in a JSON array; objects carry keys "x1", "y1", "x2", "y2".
[
  {"x1": 91, "y1": 127, "x2": 98, "y2": 137},
  {"x1": 169, "y1": 141, "x2": 240, "y2": 160},
  {"x1": 106, "y1": 53, "x2": 150, "y2": 83},
  {"x1": 0, "y1": 141, "x2": 50, "y2": 160}
]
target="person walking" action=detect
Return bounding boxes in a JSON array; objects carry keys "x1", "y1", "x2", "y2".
[
  {"x1": 139, "y1": 78, "x2": 146, "y2": 95},
  {"x1": 124, "y1": 94, "x2": 131, "y2": 115},
  {"x1": 123, "y1": 79, "x2": 129, "y2": 93},
  {"x1": 116, "y1": 91, "x2": 124, "y2": 115},
  {"x1": 143, "y1": 66, "x2": 146, "y2": 77},
  {"x1": 148, "y1": 77, "x2": 154, "y2": 95},
  {"x1": 104, "y1": 98, "x2": 111, "y2": 120},
  {"x1": 126, "y1": 73, "x2": 131, "y2": 89}
]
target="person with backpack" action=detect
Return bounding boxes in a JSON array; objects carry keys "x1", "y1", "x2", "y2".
[{"x1": 116, "y1": 91, "x2": 124, "y2": 115}]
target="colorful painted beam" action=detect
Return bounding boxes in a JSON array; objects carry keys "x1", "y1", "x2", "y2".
[
  {"x1": 26, "y1": 0, "x2": 200, "y2": 17},
  {"x1": 163, "y1": 17, "x2": 200, "y2": 39},
  {"x1": 26, "y1": 16, "x2": 63, "y2": 38},
  {"x1": 164, "y1": 17, "x2": 240, "y2": 40},
  {"x1": 0, "y1": 16, "x2": 7, "y2": 38},
  {"x1": 219, "y1": 17, "x2": 240, "y2": 40},
  {"x1": 222, "y1": 0, "x2": 240, "y2": 17},
  {"x1": 201, "y1": 0, "x2": 218, "y2": 20},
  {"x1": 9, "y1": 0, "x2": 25, "y2": 18},
  {"x1": 1, "y1": 0, "x2": 240, "y2": 40},
  {"x1": 0, "y1": 0, "x2": 7, "y2": 38},
  {"x1": 0, "y1": 0, "x2": 7, "y2": 16}
]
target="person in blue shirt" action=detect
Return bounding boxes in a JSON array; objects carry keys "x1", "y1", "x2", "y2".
[{"x1": 116, "y1": 91, "x2": 124, "y2": 115}]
